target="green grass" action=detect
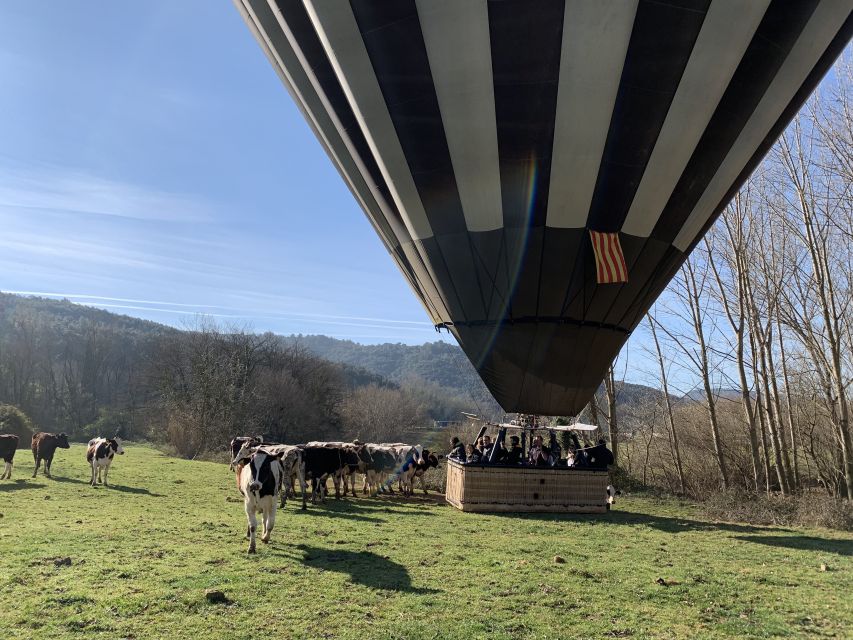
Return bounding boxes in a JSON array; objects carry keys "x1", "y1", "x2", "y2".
[{"x1": 0, "y1": 444, "x2": 851, "y2": 639}]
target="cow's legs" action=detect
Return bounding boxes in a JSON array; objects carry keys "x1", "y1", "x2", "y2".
[
  {"x1": 298, "y1": 466, "x2": 307, "y2": 510},
  {"x1": 262, "y1": 504, "x2": 276, "y2": 543},
  {"x1": 32, "y1": 456, "x2": 40, "y2": 478},
  {"x1": 420, "y1": 474, "x2": 429, "y2": 495},
  {"x1": 44, "y1": 456, "x2": 52, "y2": 479},
  {"x1": 245, "y1": 503, "x2": 257, "y2": 554},
  {"x1": 90, "y1": 460, "x2": 98, "y2": 486},
  {"x1": 1, "y1": 461, "x2": 10, "y2": 480},
  {"x1": 102, "y1": 463, "x2": 110, "y2": 487}
]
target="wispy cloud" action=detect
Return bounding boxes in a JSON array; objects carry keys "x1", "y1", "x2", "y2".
[
  {"x1": 0, "y1": 160, "x2": 212, "y2": 222},
  {"x1": 2, "y1": 291, "x2": 435, "y2": 333}
]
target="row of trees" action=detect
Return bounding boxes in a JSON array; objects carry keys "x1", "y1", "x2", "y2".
[
  {"x1": 608, "y1": 61, "x2": 853, "y2": 499},
  {"x1": 0, "y1": 297, "x2": 437, "y2": 456}
]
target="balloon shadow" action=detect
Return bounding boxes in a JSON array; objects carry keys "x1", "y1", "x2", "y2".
[
  {"x1": 732, "y1": 534, "x2": 852, "y2": 557},
  {"x1": 293, "y1": 543, "x2": 438, "y2": 593},
  {"x1": 491, "y1": 508, "x2": 783, "y2": 534}
]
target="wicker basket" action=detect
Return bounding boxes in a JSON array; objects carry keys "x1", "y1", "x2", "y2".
[{"x1": 445, "y1": 459, "x2": 610, "y2": 513}]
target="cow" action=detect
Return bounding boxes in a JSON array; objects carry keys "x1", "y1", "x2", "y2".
[
  {"x1": 402, "y1": 450, "x2": 442, "y2": 495},
  {"x1": 606, "y1": 485, "x2": 620, "y2": 510},
  {"x1": 301, "y1": 445, "x2": 356, "y2": 503},
  {"x1": 0, "y1": 434, "x2": 19, "y2": 480},
  {"x1": 31, "y1": 432, "x2": 70, "y2": 478},
  {"x1": 86, "y1": 437, "x2": 125, "y2": 486},
  {"x1": 363, "y1": 443, "x2": 421, "y2": 495},
  {"x1": 306, "y1": 441, "x2": 373, "y2": 498},
  {"x1": 228, "y1": 435, "x2": 264, "y2": 471},
  {"x1": 233, "y1": 448, "x2": 286, "y2": 553},
  {"x1": 231, "y1": 441, "x2": 307, "y2": 510}
]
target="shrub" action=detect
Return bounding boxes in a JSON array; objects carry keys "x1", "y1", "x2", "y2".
[
  {"x1": 701, "y1": 489, "x2": 853, "y2": 531},
  {"x1": 0, "y1": 404, "x2": 37, "y2": 442}
]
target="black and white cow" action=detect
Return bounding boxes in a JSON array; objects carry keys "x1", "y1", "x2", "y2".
[
  {"x1": 363, "y1": 443, "x2": 420, "y2": 495},
  {"x1": 86, "y1": 437, "x2": 125, "y2": 486},
  {"x1": 402, "y1": 450, "x2": 442, "y2": 495},
  {"x1": 0, "y1": 434, "x2": 19, "y2": 480},
  {"x1": 301, "y1": 445, "x2": 359, "y2": 502},
  {"x1": 306, "y1": 441, "x2": 373, "y2": 498},
  {"x1": 231, "y1": 441, "x2": 306, "y2": 510},
  {"x1": 228, "y1": 435, "x2": 264, "y2": 471},
  {"x1": 234, "y1": 448, "x2": 286, "y2": 553},
  {"x1": 31, "y1": 432, "x2": 70, "y2": 478},
  {"x1": 606, "y1": 485, "x2": 620, "y2": 509}
]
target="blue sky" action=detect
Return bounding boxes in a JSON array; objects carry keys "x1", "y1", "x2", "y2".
[{"x1": 0, "y1": 1, "x2": 438, "y2": 343}]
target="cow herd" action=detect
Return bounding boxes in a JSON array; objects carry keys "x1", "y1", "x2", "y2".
[
  {"x1": 230, "y1": 437, "x2": 442, "y2": 553},
  {"x1": 0, "y1": 431, "x2": 125, "y2": 486},
  {"x1": 0, "y1": 432, "x2": 442, "y2": 555}
]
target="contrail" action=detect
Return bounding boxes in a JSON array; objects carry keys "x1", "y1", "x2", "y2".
[{"x1": 2, "y1": 290, "x2": 433, "y2": 327}]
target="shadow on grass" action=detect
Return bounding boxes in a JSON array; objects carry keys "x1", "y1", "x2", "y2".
[
  {"x1": 104, "y1": 484, "x2": 165, "y2": 497},
  {"x1": 49, "y1": 476, "x2": 91, "y2": 486},
  {"x1": 0, "y1": 479, "x2": 46, "y2": 492},
  {"x1": 733, "y1": 534, "x2": 852, "y2": 556},
  {"x1": 293, "y1": 543, "x2": 439, "y2": 593},
  {"x1": 294, "y1": 503, "x2": 385, "y2": 523},
  {"x1": 491, "y1": 509, "x2": 778, "y2": 534}
]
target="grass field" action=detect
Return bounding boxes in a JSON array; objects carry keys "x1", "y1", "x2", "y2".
[{"x1": 0, "y1": 443, "x2": 851, "y2": 639}]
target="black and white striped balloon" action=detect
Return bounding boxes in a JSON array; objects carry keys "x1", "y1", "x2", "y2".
[{"x1": 236, "y1": 0, "x2": 852, "y2": 415}]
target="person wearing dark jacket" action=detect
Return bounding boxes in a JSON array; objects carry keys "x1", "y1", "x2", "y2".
[
  {"x1": 448, "y1": 437, "x2": 466, "y2": 462},
  {"x1": 503, "y1": 436, "x2": 523, "y2": 464},
  {"x1": 587, "y1": 439, "x2": 614, "y2": 469},
  {"x1": 465, "y1": 444, "x2": 482, "y2": 464}
]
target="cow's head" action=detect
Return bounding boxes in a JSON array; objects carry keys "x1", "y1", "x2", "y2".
[
  {"x1": 109, "y1": 437, "x2": 125, "y2": 455},
  {"x1": 355, "y1": 444, "x2": 373, "y2": 466},
  {"x1": 246, "y1": 450, "x2": 284, "y2": 494},
  {"x1": 56, "y1": 433, "x2": 70, "y2": 449},
  {"x1": 230, "y1": 441, "x2": 258, "y2": 471}
]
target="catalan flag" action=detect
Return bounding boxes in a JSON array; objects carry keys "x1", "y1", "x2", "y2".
[{"x1": 589, "y1": 230, "x2": 628, "y2": 284}]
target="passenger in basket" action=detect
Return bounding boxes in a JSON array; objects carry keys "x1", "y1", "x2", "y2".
[
  {"x1": 465, "y1": 443, "x2": 482, "y2": 464},
  {"x1": 569, "y1": 433, "x2": 588, "y2": 467},
  {"x1": 480, "y1": 435, "x2": 494, "y2": 460},
  {"x1": 587, "y1": 438, "x2": 615, "y2": 469},
  {"x1": 448, "y1": 436, "x2": 466, "y2": 461},
  {"x1": 504, "y1": 435, "x2": 523, "y2": 464},
  {"x1": 528, "y1": 435, "x2": 549, "y2": 467}
]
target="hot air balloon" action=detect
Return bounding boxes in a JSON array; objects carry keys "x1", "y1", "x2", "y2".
[{"x1": 235, "y1": 0, "x2": 853, "y2": 416}]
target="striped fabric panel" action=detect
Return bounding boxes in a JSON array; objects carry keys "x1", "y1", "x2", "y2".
[{"x1": 589, "y1": 231, "x2": 628, "y2": 284}]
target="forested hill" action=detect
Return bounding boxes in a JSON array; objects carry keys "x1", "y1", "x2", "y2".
[
  {"x1": 0, "y1": 291, "x2": 173, "y2": 338},
  {"x1": 278, "y1": 334, "x2": 500, "y2": 412}
]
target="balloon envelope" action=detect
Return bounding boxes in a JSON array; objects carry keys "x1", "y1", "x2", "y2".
[{"x1": 236, "y1": 0, "x2": 852, "y2": 415}]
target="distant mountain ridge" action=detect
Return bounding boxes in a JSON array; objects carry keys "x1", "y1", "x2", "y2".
[{"x1": 278, "y1": 334, "x2": 503, "y2": 417}]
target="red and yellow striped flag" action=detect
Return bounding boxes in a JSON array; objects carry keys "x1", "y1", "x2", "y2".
[{"x1": 589, "y1": 230, "x2": 628, "y2": 284}]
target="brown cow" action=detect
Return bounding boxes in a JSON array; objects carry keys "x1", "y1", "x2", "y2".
[{"x1": 31, "y1": 432, "x2": 70, "y2": 478}]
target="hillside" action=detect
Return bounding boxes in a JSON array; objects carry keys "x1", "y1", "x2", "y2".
[
  {"x1": 0, "y1": 292, "x2": 664, "y2": 431},
  {"x1": 279, "y1": 334, "x2": 503, "y2": 417}
]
